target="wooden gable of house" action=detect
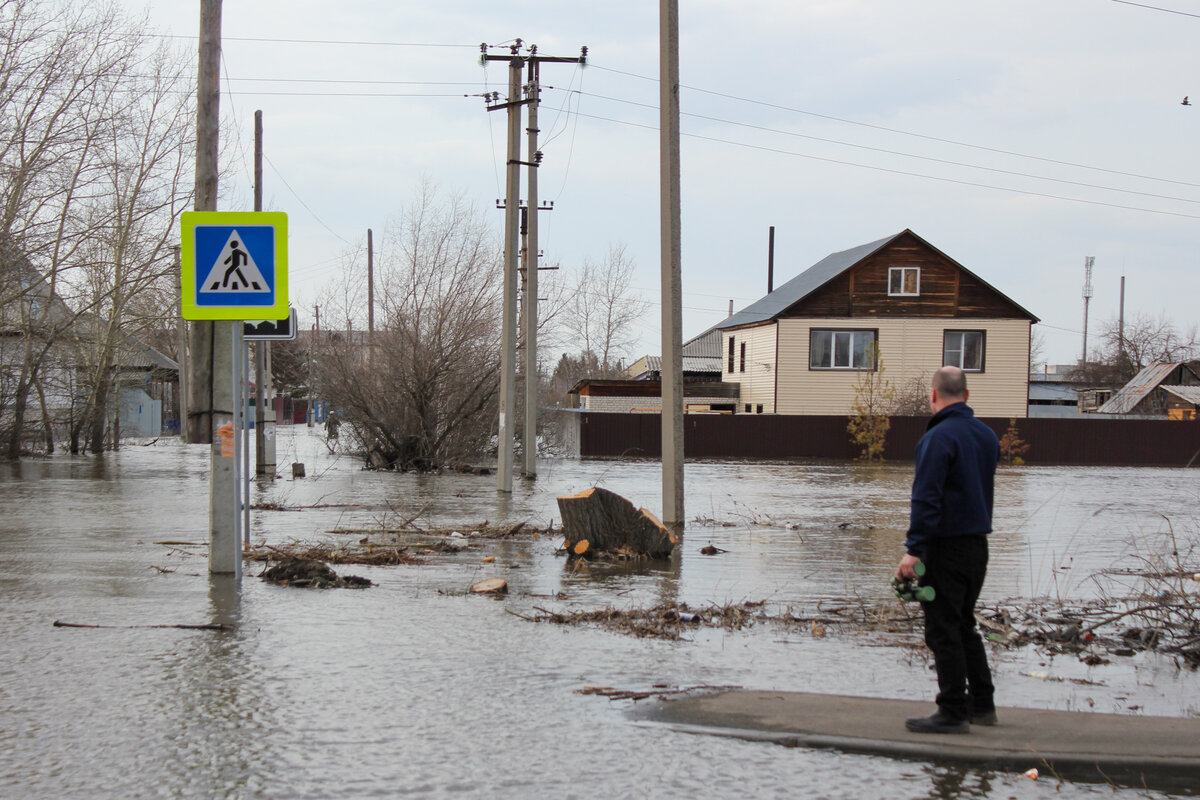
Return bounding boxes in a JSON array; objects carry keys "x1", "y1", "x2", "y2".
[{"x1": 780, "y1": 230, "x2": 1035, "y2": 321}]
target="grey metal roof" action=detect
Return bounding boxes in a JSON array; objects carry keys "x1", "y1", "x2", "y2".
[
  {"x1": 1096, "y1": 363, "x2": 1183, "y2": 414},
  {"x1": 1029, "y1": 384, "x2": 1078, "y2": 402},
  {"x1": 718, "y1": 232, "x2": 900, "y2": 330},
  {"x1": 716, "y1": 229, "x2": 1039, "y2": 331},
  {"x1": 683, "y1": 327, "x2": 722, "y2": 358},
  {"x1": 1162, "y1": 385, "x2": 1200, "y2": 406},
  {"x1": 638, "y1": 355, "x2": 721, "y2": 374}
]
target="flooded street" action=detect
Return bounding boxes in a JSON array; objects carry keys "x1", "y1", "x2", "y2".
[{"x1": 1, "y1": 427, "x2": 1198, "y2": 799}]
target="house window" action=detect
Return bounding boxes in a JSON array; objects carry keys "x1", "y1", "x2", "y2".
[
  {"x1": 727, "y1": 336, "x2": 735, "y2": 373},
  {"x1": 756, "y1": 404, "x2": 763, "y2": 414},
  {"x1": 739, "y1": 342, "x2": 746, "y2": 373},
  {"x1": 888, "y1": 267, "x2": 920, "y2": 296},
  {"x1": 810, "y1": 329, "x2": 877, "y2": 370},
  {"x1": 744, "y1": 403, "x2": 751, "y2": 413},
  {"x1": 943, "y1": 330, "x2": 985, "y2": 372}
]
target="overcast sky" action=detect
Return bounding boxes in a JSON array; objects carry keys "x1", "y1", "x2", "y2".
[{"x1": 124, "y1": 0, "x2": 1200, "y2": 368}]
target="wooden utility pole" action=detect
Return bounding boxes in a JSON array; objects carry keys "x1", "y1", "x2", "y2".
[
  {"x1": 193, "y1": 0, "x2": 239, "y2": 576},
  {"x1": 254, "y1": 109, "x2": 276, "y2": 477},
  {"x1": 308, "y1": 305, "x2": 319, "y2": 427},
  {"x1": 367, "y1": 228, "x2": 375, "y2": 345},
  {"x1": 660, "y1": 0, "x2": 684, "y2": 526}
]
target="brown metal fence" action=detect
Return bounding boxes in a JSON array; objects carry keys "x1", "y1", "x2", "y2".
[{"x1": 570, "y1": 412, "x2": 1200, "y2": 466}]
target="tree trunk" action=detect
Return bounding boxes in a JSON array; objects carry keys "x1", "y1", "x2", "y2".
[{"x1": 557, "y1": 486, "x2": 678, "y2": 558}]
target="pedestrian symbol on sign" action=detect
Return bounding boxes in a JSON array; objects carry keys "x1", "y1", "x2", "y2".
[{"x1": 199, "y1": 229, "x2": 271, "y2": 294}]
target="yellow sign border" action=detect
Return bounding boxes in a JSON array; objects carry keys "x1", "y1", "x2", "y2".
[{"x1": 181, "y1": 211, "x2": 288, "y2": 320}]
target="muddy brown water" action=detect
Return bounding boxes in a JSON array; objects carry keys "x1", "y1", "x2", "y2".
[{"x1": 1, "y1": 427, "x2": 1197, "y2": 799}]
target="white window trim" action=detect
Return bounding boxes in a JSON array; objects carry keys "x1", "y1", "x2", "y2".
[
  {"x1": 888, "y1": 266, "x2": 920, "y2": 297},
  {"x1": 809, "y1": 329, "x2": 877, "y2": 370},
  {"x1": 943, "y1": 329, "x2": 985, "y2": 372}
]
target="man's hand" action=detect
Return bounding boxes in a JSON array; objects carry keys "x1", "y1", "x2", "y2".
[{"x1": 897, "y1": 553, "x2": 922, "y2": 580}]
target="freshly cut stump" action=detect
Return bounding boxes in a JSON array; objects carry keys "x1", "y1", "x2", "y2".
[
  {"x1": 557, "y1": 487, "x2": 677, "y2": 558},
  {"x1": 470, "y1": 577, "x2": 508, "y2": 594}
]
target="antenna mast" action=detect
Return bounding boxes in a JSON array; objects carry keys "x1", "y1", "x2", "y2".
[{"x1": 1081, "y1": 256, "x2": 1094, "y2": 364}]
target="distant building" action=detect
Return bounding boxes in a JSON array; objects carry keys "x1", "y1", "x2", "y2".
[{"x1": 1028, "y1": 364, "x2": 1083, "y2": 418}]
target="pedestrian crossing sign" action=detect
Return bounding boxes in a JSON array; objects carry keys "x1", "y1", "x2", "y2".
[{"x1": 181, "y1": 211, "x2": 288, "y2": 320}]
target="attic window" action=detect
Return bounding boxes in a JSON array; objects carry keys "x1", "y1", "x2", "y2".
[{"x1": 888, "y1": 267, "x2": 920, "y2": 296}]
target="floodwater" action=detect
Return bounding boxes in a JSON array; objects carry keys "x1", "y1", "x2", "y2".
[{"x1": 1, "y1": 427, "x2": 1197, "y2": 799}]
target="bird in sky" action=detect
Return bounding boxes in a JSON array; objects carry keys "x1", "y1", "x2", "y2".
[{"x1": 1183, "y1": 96, "x2": 1191, "y2": 106}]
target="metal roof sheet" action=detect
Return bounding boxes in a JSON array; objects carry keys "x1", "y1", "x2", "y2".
[
  {"x1": 718, "y1": 232, "x2": 900, "y2": 330},
  {"x1": 1162, "y1": 385, "x2": 1200, "y2": 405},
  {"x1": 1096, "y1": 363, "x2": 1183, "y2": 414},
  {"x1": 639, "y1": 355, "x2": 721, "y2": 374},
  {"x1": 1029, "y1": 384, "x2": 1078, "y2": 402}
]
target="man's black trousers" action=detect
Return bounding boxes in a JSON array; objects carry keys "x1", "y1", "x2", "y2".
[{"x1": 920, "y1": 534, "x2": 994, "y2": 721}]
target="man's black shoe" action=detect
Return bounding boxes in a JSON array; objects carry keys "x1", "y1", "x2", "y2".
[
  {"x1": 970, "y1": 709, "x2": 998, "y2": 726},
  {"x1": 905, "y1": 711, "x2": 969, "y2": 734}
]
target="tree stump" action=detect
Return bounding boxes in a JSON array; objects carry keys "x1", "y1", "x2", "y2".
[
  {"x1": 556, "y1": 487, "x2": 677, "y2": 559},
  {"x1": 470, "y1": 578, "x2": 508, "y2": 594}
]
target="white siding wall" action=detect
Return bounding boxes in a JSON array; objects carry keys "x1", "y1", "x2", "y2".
[
  {"x1": 581, "y1": 395, "x2": 739, "y2": 413},
  {"x1": 722, "y1": 324, "x2": 777, "y2": 413},
  {"x1": 775, "y1": 318, "x2": 1030, "y2": 417}
]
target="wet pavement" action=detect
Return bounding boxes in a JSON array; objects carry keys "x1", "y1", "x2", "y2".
[
  {"x1": 644, "y1": 689, "x2": 1200, "y2": 792},
  {"x1": 1, "y1": 426, "x2": 1198, "y2": 799}
]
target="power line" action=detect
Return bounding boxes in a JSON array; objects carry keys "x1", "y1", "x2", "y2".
[
  {"x1": 262, "y1": 153, "x2": 353, "y2": 246},
  {"x1": 1110, "y1": 0, "x2": 1200, "y2": 19},
  {"x1": 146, "y1": 33, "x2": 474, "y2": 48},
  {"x1": 568, "y1": 109, "x2": 1200, "y2": 221},
  {"x1": 564, "y1": 88, "x2": 1200, "y2": 206},
  {"x1": 589, "y1": 63, "x2": 1200, "y2": 190}
]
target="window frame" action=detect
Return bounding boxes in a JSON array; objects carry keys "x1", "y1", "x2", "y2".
[
  {"x1": 943, "y1": 329, "x2": 986, "y2": 372},
  {"x1": 808, "y1": 328, "x2": 878, "y2": 371},
  {"x1": 888, "y1": 266, "x2": 920, "y2": 297},
  {"x1": 739, "y1": 341, "x2": 746, "y2": 373},
  {"x1": 727, "y1": 336, "x2": 735, "y2": 373}
]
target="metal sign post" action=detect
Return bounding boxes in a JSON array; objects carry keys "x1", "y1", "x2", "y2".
[{"x1": 180, "y1": 211, "x2": 288, "y2": 574}]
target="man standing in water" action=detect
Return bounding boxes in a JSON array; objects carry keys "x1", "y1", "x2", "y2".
[{"x1": 897, "y1": 366, "x2": 999, "y2": 734}]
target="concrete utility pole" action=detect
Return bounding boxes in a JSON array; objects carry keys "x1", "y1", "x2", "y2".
[
  {"x1": 660, "y1": 0, "x2": 684, "y2": 526},
  {"x1": 193, "y1": 0, "x2": 239, "y2": 576},
  {"x1": 498, "y1": 51, "x2": 521, "y2": 492},
  {"x1": 522, "y1": 58, "x2": 541, "y2": 479},
  {"x1": 187, "y1": 1, "x2": 221, "y2": 446},
  {"x1": 481, "y1": 41, "x2": 587, "y2": 491},
  {"x1": 254, "y1": 109, "x2": 276, "y2": 478}
]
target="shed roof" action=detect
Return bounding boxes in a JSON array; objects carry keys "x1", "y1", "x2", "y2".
[
  {"x1": 1162, "y1": 385, "x2": 1200, "y2": 406},
  {"x1": 1097, "y1": 363, "x2": 1186, "y2": 414}
]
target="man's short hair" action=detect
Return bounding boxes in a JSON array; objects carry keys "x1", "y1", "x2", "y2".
[{"x1": 933, "y1": 366, "x2": 967, "y2": 398}]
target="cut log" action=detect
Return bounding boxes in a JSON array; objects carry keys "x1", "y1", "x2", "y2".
[
  {"x1": 556, "y1": 487, "x2": 678, "y2": 559},
  {"x1": 470, "y1": 577, "x2": 508, "y2": 594}
]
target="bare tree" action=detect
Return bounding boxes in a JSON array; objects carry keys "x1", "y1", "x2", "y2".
[
  {"x1": 0, "y1": 1, "x2": 152, "y2": 455},
  {"x1": 1071, "y1": 312, "x2": 1199, "y2": 386},
  {"x1": 315, "y1": 183, "x2": 503, "y2": 470},
  {"x1": 561, "y1": 243, "x2": 649, "y2": 376}
]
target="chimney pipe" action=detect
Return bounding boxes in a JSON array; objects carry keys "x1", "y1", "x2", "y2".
[{"x1": 767, "y1": 226, "x2": 775, "y2": 293}]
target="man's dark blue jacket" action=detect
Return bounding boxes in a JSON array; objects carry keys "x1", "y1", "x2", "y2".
[{"x1": 904, "y1": 402, "x2": 999, "y2": 558}]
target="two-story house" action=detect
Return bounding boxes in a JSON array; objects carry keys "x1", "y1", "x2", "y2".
[{"x1": 718, "y1": 230, "x2": 1038, "y2": 417}]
